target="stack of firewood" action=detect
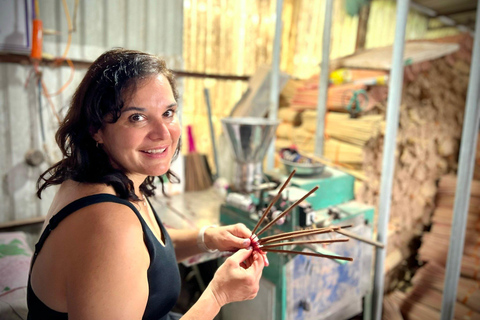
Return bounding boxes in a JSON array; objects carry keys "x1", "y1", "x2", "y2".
[
  {"x1": 356, "y1": 35, "x2": 472, "y2": 274},
  {"x1": 276, "y1": 34, "x2": 474, "y2": 286},
  {"x1": 418, "y1": 175, "x2": 480, "y2": 278},
  {"x1": 384, "y1": 262, "x2": 480, "y2": 319},
  {"x1": 381, "y1": 145, "x2": 480, "y2": 317}
]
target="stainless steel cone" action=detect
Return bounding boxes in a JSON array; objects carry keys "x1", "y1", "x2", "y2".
[{"x1": 221, "y1": 117, "x2": 279, "y2": 193}]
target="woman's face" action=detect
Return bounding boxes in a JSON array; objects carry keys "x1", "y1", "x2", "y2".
[{"x1": 94, "y1": 74, "x2": 181, "y2": 184}]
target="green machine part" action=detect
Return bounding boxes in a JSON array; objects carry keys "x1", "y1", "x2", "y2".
[
  {"x1": 220, "y1": 201, "x2": 375, "y2": 320},
  {"x1": 220, "y1": 166, "x2": 374, "y2": 319},
  {"x1": 267, "y1": 166, "x2": 356, "y2": 211},
  {"x1": 220, "y1": 204, "x2": 294, "y2": 320},
  {"x1": 286, "y1": 167, "x2": 355, "y2": 210}
]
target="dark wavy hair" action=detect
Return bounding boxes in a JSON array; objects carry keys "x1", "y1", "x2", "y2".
[{"x1": 37, "y1": 48, "x2": 181, "y2": 201}]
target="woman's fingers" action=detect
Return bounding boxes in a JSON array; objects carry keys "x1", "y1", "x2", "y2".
[
  {"x1": 262, "y1": 253, "x2": 269, "y2": 267},
  {"x1": 246, "y1": 251, "x2": 265, "y2": 280},
  {"x1": 229, "y1": 224, "x2": 252, "y2": 248},
  {"x1": 228, "y1": 248, "x2": 253, "y2": 265},
  {"x1": 231, "y1": 223, "x2": 252, "y2": 238}
]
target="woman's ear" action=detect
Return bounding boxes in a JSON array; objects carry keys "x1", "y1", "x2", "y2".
[{"x1": 92, "y1": 130, "x2": 104, "y2": 145}]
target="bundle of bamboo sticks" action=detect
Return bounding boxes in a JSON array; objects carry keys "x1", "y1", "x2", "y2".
[
  {"x1": 290, "y1": 82, "x2": 368, "y2": 112},
  {"x1": 300, "y1": 111, "x2": 385, "y2": 147}
]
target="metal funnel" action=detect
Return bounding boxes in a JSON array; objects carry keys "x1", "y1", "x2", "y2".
[{"x1": 221, "y1": 117, "x2": 279, "y2": 193}]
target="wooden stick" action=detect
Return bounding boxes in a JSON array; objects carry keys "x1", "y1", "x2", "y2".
[
  {"x1": 260, "y1": 238, "x2": 349, "y2": 249},
  {"x1": 335, "y1": 229, "x2": 385, "y2": 248},
  {"x1": 262, "y1": 248, "x2": 353, "y2": 261},
  {"x1": 257, "y1": 186, "x2": 319, "y2": 236},
  {"x1": 251, "y1": 169, "x2": 296, "y2": 235},
  {"x1": 259, "y1": 224, "x2": 353, "y2": 244},
  {"x1": 259, "y1": 227, "x2": 332, "y2": 243},
  {"x1": 260, "y1": 228, "x2": 335, "y2": 244}
]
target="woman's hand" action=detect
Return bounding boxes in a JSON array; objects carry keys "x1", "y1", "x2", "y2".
[
  {"x1": 208, "y1": 248, "x2": 265, "y2": 307},
  {"x1": 204, "y1": 223, "x2": 252, "y2": 252}
]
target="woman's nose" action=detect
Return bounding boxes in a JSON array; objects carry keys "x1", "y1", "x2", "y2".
[{"x1": 148, "y1": 120, "x2": 170, "y2": 140}]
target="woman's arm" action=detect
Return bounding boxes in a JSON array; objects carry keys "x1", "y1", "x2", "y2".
[
  {"x1": 168, "y1": 223, "x2": 252, "y2": 261},
  {"x1": 181, "y1": 248, "x2": 265, "y2": 319},
  {"x1": 61, "y1": 205, "x2": 264, "y2": 320}
]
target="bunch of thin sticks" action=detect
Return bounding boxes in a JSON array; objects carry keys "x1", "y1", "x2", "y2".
[{"x1": 249, "y1": 169, "x2": 354, "y2": 262}]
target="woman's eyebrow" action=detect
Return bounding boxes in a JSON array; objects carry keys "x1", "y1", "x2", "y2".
[
  {"x1": 123, "y1": 103, "x2": 177, "y2": 112},
  {"x1": 122, "y1": 106, "x2": 146, "y2": 113}
]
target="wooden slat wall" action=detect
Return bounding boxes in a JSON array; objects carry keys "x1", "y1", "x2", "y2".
[
  {"x1": 182, "y1": 0, "x2": 360, "y2": 167},
  {"x1": 182, "y1": 0, "x2": 461, "y2": 174}
]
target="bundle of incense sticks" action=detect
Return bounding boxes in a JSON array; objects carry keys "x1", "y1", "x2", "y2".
[{"x1": 249, "y1": 169, "x2": 354, "y2": 262}]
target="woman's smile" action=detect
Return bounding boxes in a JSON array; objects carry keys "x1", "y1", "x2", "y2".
[{"x1": 140, "y1": 146, "x2": 169, "y2": 157}]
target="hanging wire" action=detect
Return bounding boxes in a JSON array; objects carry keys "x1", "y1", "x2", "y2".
[
  {"x1": 37, "y1": 77, "x2": 46, "y2": 143},
  {"x1": 41, "y1": 0, "x2": 75, "y2": 98}
]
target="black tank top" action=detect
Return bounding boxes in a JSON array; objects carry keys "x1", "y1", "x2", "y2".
[{"x1": 27, "y1": 194, "x2": 181, "y2": 320}]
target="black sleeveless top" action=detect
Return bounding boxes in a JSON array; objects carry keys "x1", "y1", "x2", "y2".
[{"x1": 27, "y1": 194, "x2": 181, "y2": 320}]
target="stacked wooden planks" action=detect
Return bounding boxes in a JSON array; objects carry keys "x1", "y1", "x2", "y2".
[
  {"x1": 276, "y1": 71, "x2": 387, "y2": 174},
  {"x1": 385, "y1": 262, "x2": 480, "y2": 319},
  {"x1": 286, "y1": 68, "x2": 388, "y2": 112},
  {"x1": 382, "y1": 141, "x2": 480, "y2": 317},
  {"x1": 356, "y1": 35, "x2": 473, "y2": 276},
  {"x1": 418, "y1": 175, "x2": 480, "y2": 280}
]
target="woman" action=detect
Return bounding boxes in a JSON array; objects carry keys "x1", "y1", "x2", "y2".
[{"x1": 28, "y1": 49, "x2": 266, "y2": 320}]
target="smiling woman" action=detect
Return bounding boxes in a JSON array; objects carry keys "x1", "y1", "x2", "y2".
[
  {"x1": 36, "y1": 49, "x2": 182, "y2": 201},
  {"x1": 93, "y1": 75, "x2": 181, "y2": 183},
  {"x1": 28, "y1": 49, "x2": 266, "y2": 320}
]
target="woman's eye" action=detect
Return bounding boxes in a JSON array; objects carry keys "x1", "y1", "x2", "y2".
[
  {"x1": 129, "y1": 114, "x2": 146, "y2": 122},
  {"x1": 164, "y1": 109, "x2": 175, "y2": 118}
]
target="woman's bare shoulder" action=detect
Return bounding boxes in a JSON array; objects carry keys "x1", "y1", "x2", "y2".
[
  {"x1": 58, "y1": 195, "x2": 150, "y2": 319},
  {"x1": 43, "y1": 180, "x2": 148, "y2": 267},
  {"x1": 48, "y1": 180, "x2": 143, "y2": 238},
  {"x1": 32, "y1": 181, "x2": 150, "y2": 318},
  {"x1": 46, "y1": 180, "x2": 146, "y2": 253}
]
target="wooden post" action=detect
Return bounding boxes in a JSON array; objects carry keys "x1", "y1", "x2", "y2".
[{"x1": 355, "y1": 3, "x2": 371, "y2": 52}]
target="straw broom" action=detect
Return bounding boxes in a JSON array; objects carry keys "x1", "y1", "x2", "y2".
[{"x1": 184, "y1": 125, "x2": 212, "y2": 192}]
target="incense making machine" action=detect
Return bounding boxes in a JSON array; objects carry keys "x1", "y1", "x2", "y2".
[{"x1": 219, "y1": 117, "x2": 376, "y2": 320}]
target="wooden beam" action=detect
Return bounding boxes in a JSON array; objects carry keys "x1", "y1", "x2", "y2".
[
  {"x1": 355, "y1": 2, "x2": 371, "y2": 52},
  {"x1": 0, "y1": 53, "x2": 250, "y2": 81},
  {"x1": 0, "y1": 216, "x2": 45, "y2": 229}
]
